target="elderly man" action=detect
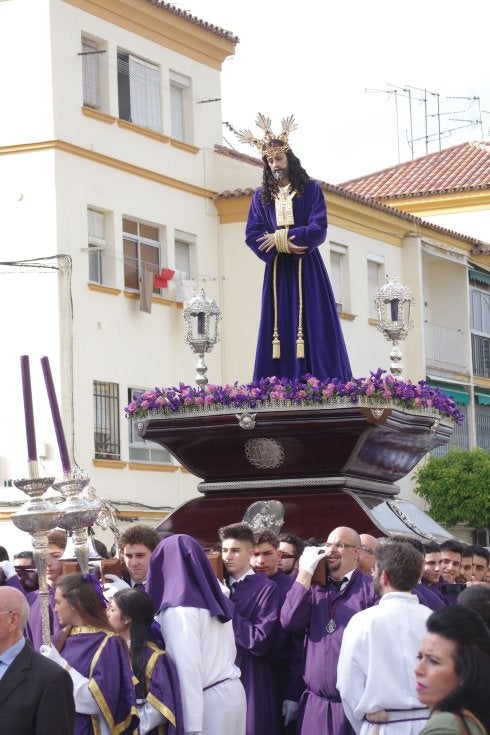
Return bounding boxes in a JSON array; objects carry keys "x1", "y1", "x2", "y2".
[
  {"x1": 357, "y1": 534, "x2": 379, "y2": 575},
  {"x1": 337, "y1": 542, "x2": 432, "y2": 735},
  {"x1": 281, "y1": 526, "x2": 376, "y2": 735},
  {"x1": 0, "y1": 586, "x2": 75, "y2": 734}
]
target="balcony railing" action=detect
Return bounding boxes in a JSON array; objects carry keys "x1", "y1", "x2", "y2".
[
  {"x1": 425, "y1": 322, "x2": 467, "y2": 374},
  {"x1": 471, "y1": 333, "x2": 490, "y2": 378}
]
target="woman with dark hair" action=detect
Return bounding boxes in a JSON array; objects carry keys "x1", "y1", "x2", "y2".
[
  {"x1": 107, "y1": 587, "x2": 184, "y2": 735},
  {"x1": 40, "y1": 572, "x2": 138, "y2": 735},
  {"x1": 415, "y1": 606, "x2": 490, "y2": 735}
]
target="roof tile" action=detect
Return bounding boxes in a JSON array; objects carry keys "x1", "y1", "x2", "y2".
[{"x1": 338, "y1": 142, "x2": 490, "y2": 199}]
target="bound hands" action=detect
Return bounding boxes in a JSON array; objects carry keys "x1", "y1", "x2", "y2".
[{"x1": 257, "y1": 233, "x2": 307, "y2": 255}]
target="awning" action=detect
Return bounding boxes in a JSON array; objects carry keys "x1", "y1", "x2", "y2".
[
  {"x1": 475, "y1": 390, "x2": 490, "y2": 406},
  {"x1": 469, "y1": 268, "x2": 490, "y2": 287},
  {"x1": 427, "y1": 379, "x2": 470, "y2": 405}
]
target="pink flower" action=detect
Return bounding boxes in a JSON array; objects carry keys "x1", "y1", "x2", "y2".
[
  {"x1": 184, "y1": 397, "x2": 193, "y2": 405},
  {"x1": 194, "y1": 396, "x2": 204, "y2": 405},
  {"x1": 204, "y1": 395, "x2": 214, "y2": 404},
  {"x1": 366, "y1": 384, "x2": 376, "y2": 396}
]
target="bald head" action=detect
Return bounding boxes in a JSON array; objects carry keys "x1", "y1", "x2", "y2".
[
  {"x1": 0, "y1": 587, "x2": 30, "y2": 652},
  {"x1": 358, "y1": 534, "x2": 379, "y2": 575},
  {"x1": 325, "y1": 527, "x2": 361, "y2": 578}
]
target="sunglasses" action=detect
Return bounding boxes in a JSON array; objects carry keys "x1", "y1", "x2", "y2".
[{"x1": 280, "y1": 552, "x2": 298, "y2": 560}]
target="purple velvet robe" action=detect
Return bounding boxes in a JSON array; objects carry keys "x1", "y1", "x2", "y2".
[
  {"x1": 142, "y1": 641, "x2": 185, "y2": 735},
  {"x1": 413, "y1": 582, "x2": 447, "y2": 611},
  {"x1": 268, "y1": 570, "x2": 305, "y2": 734},
  {"x1": 231, "y1": 573, "x2": 280, "y2": 735},
  {"x1": 53, "y1": 627, "x2": 138, "y2": 735},
  {"x1": 281, "y1": 572, "x2": 376, "y2": 735},
  {"x1": 245, "y1": 179, "x2": 352, "y2": 382}
]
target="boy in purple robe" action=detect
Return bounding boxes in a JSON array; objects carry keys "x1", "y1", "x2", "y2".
[
  {"x1": 251, "y1": 529, "x2": 304, "y2": 735},
  {"x1": 219, "y1": 522, "x2": 280, "y2": 735},
  {"x1": 237, "y1": 113, "x2": 351, "y2": 382},
  {"x1": 281, "y1": 526, "x2": 376, "y2": 735},
  {"x1": 0, "y1": 528, "x2": 66, "y2": 648}
]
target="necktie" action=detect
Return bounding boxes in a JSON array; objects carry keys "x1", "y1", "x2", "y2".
[
  {"x1": 133, "y1": 582, "x2": 145, "y2": 590},
  {"x1": 229, "y1": 581, "x2": 238, "y2": 597},
  {"x1": 330, "y1": 577, "x2": 347, "y2": 591}
]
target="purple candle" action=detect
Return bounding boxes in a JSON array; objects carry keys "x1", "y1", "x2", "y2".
[
  {"x1": 40, "y1": 356, "x2": 72, "y2": 475},
  {"x1": 20, "y1": 355, "x2": 37, "y2": 462}
]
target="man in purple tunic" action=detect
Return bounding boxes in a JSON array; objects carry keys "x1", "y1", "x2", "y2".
[
  {"x1": 237, "y1": 113, "x2": 351, "y2": 382},
  {"x1": 281, "y1": 526, "x2": 376, "y2": 735},
  {"x1": 219, "y1": 522, "x2": 280, "y2": 735},
  {"x1": 251, "y1": 529, "x2": 304, "y2": 735}
]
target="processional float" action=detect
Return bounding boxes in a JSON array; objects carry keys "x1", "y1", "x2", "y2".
[{"x1": 131, "y1": 278, "x2": 458, "y2": 550}]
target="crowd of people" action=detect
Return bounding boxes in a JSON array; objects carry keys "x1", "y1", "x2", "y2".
[{"x1": 1, "y1": 524, "x2": 489, "y2": 735}]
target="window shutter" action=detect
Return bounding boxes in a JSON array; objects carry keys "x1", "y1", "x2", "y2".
[
  {"x1": 169, "y1": 71, "x2": 189, "y2": 141},
  {"x1": 175, "y1": 239, "x2": 191, "y2": 278},
  {"x1": 82, "y1": 39, "x2": 99, "y2": 108},
  {"x1": 330, "y1": 251, "x2": 343, "y2": 310},
  {"x1": 87, "y1": 209, "x2": 106, "y2": 247},
  {"x1": 129, "y1": 56, "x2": 162, "y2": 133},
  {"x1": 367, "y1": 260, "x2": 380, "y2": 319}
]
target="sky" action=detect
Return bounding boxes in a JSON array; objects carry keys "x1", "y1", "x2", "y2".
[{"x1": 180, "y1": 0, "x2": 490, "y2": 183}]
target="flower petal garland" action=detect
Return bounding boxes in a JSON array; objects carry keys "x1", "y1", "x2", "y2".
[{"x1": 125, "y1": 369, "x2": 464, "y2": 424}]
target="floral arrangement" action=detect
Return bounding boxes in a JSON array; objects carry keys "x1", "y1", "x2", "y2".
[{"x1": 125, "y1": 369, "x2": 464, "y2": 424}]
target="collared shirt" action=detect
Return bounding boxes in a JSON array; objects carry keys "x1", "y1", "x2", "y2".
[
  {"x1": 0, "y1": 637, "x2": 26, "y2": 681},
  {"x1": 329, "y1": 567, "x2": 356, "y2": 592}
]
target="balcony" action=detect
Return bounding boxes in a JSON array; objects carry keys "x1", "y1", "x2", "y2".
[
  {"x1": 425, "y1": 322, "x2": 467, "y2": 374},
  {"x1": 471, "y1": 333, "x2": 490, "y2": 378}
]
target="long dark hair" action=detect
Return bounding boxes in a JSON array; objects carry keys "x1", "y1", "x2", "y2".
[
  {"x1": 261, "y1": 143, "x2": 310, "y2": 205},
  {"x1": 113, "y1": 588, "x2": 157, "y2": 698},
  {"x1": 55, "y1": 572, "x2": 113, "y2": 651},
  {"x1": 426, "y1": 606, "x2": 490, "y2": 732}
]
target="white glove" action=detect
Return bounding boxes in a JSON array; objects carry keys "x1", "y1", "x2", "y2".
[
  {"x1": 103, "y1": 573, "x2": 130, "y2": 600},
  {"x1": 0, "y1": 560, "x2": 17, "y2": 580},
  {"x1": 40, "y1": 644, "x2": 69, "y2": 670},
  {"x1": 282, "y1": 700, "x2": 299, "y2": 725},
  {"x1": 218, "y1": 580, "x2": 230, "y2": 598},
  {"x1": 298, "y1": 546, "x2": 326, "y2": 575}
]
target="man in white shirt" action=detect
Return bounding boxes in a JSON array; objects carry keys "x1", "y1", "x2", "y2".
[{"x1": 337, "y1": 541, "x2": 432, "y2": 735}]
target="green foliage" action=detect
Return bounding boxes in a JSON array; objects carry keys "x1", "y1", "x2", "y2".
[{"x1": 414, "y1": 448, "x2": 490, "y2": 528}]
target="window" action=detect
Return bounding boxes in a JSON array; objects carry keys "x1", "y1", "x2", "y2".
[
  {"x1": 117, "y1": 52, "x2": 162, "y2": 133},
  {"x1": 128, "y1": 389, "x2": 172, "y2": 463},
  {"x1": 81, "y1": 37, "x2": 99, "y2": 109},
  {"x1": 329, "y1": 246, "x2": 346, "y2": 312},
  {"x1": 470, "y1": 285, "x2": 490, "y2": 377},
  {"x1": 174, "y1": 233, "x2": 193, "y2": 302},
  {"x1": 87, "y1": 208, "x2": 106, "y2": 284},
  {"x1": 367, "y1": 256, "x2": 384, "y2": 319},
  {"x1": 475, "y1": 401, "x2": 490, "y2": 450},
  {"x1": 169, "y1": 71, "x2": 190, "y2": 141},
  {"x1": 123, "y1": 219, "x2": 160, "y2": 292},
  {"x1": 93, "y1": 381, "x2": 120, "y2": 459}
]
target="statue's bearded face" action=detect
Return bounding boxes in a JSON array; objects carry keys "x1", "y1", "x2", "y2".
[{"x1": 266, "y1": 150, "x2": 289, "y2": 183}]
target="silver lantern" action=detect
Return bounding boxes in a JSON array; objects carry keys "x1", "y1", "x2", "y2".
[
  {"x1": 375, "y1": 275, "x2": 415, "y2": 376},
  {"x1": 183, "y1": 289, "x2": 221, "y2": 386}
]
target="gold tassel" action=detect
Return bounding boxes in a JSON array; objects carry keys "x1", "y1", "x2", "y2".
[
  {"x1": 296, "y1": 336, "x2": 304, "y2": 359},
  {"x1": 296, "y1": 258, "x2": 304, "y2": 359},
  {"x1": 272, "y1": 254, "x2": 280, "y2": 359},
  {"x1": 273, "y1": 334, "x2": 281, "y2": 359}
]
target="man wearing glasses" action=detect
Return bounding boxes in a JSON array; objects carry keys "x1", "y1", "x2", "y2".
[
  {"x1": 357, "y1": 534, "x2": 379, "y2": 576},
  {"x1": 281, "y1": 526, "x2": 376, "y2": 735},
  {"x1": 278, "y1": 534, "x2": 305, "y2": 577}
]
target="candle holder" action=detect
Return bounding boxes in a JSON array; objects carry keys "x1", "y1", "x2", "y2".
[
  {"x1": 12, "y1": 476, "x2": 62, "y2": 645},
  {"x1": 53, "y1": 470, "x2": 100, "y2": 575}
]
